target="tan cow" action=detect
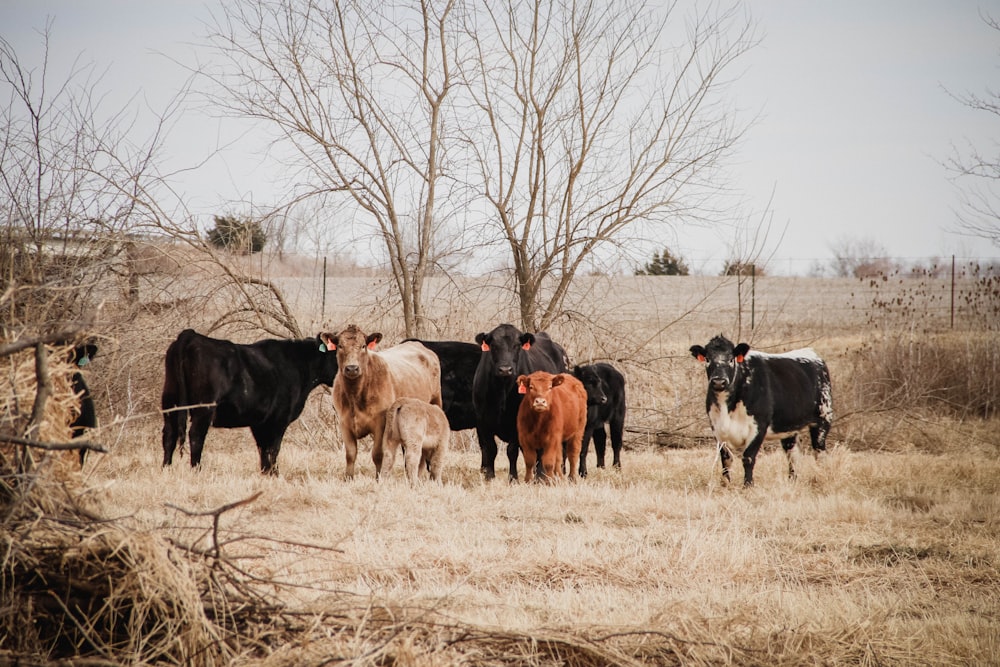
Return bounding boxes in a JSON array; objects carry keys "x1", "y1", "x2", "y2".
[
  {"x1": 382, "y1": 397, "x2": 449, "y2": 484},
  {"x1": 321, "y1": 325, "x2": 442, "y2": 479},
  {"x1": 515, "y1": 371, "x2": 588, "y2": 483}
]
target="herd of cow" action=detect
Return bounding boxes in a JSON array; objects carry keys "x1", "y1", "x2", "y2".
[
  {"x1": 157, "y1": 323, "x2": 627, "y2": 484},
  {"x1": 71, "y1": 324, "x2": 833, "y2": 487}
]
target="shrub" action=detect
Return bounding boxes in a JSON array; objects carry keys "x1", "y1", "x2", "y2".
[
  {"x1": 721, "y1": 259, "x2": 764, "y2": 277},
  {"x1": 206, "y1": 215, "x2": 266, "y2": 255}
]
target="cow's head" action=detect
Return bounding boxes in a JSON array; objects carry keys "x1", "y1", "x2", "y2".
[
  {"x1": 516, "y1": 371, "x2": 564, "y2": 412},
  {"x1": 475, "y1": 323, "x2": 534, "y2": 377},
  {"x1": 690, "y1": 335, "x2": 749, "y2": 393},
  {"x1": 573, "y1": 365, "x2": 607, "y2": 406},
  {"x1": 321, "y1": 325, "x2": 382, "y2": 381}
]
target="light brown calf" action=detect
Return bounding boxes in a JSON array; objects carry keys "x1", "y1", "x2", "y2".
[
  {"x1": 515, "y1": 371, "x2": 588, "y2": 483},
  {"x1": 321, "y1": 325, "x2": 442, "y2": 479},
  {"x1": 382, "y1": 397, "x2": 449, "y2": 484}
]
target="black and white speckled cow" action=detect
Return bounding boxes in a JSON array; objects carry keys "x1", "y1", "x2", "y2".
[{"x1": 689, "y1": 335, "x2": 833, "y2": 487}]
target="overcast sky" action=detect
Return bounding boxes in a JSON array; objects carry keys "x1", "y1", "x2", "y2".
[{"x1": 2, "y1": 1, "x2": 999, "y2": 274}]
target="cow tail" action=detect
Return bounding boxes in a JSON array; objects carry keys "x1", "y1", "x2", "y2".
[
  {"x1": 176, "y1": 352, "x2": 190, "y2": 449},
  {"x1": 163, "y1": 342, "x2": 189, "y2": 450},
  {"x1": 384, "y1": 402, "x2": 403, "y2": 447}
]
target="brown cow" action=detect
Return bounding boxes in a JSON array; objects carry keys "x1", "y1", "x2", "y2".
[
  {"x1": 382, "y1": 397, "x2": 449, "y2": 484},
  {"x1": 515, "y1": 371, "x2": 588, "y2": 483},
  {"x1": 321, "y1": 325, "x2": 442, "y2": 479}
]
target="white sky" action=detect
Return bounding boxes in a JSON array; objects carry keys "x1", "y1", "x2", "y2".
[{"x1": 2, "y1": 0, "x2": 999, "y2": 275}]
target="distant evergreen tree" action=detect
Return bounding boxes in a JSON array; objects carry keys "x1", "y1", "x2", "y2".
[
  {"x1": 636, "y1": 247, "x2": 690, "y2": 275},
  {"x1": 207, "y1": 215, "x2": 267, "y2": 254}
]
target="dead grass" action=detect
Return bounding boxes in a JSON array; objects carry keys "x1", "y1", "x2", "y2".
[
  {"x1": 49, "y1": 414, "x2": 995, "y2": 666},
  {"x1": 5, "y1": 257, "x2": 1000, "y2": 665}
]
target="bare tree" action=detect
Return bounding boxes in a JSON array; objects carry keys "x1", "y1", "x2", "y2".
[
  {"x1": 462, "y1": 0, "x2": 756, "y2": 330},
  {"x1": 828, "y1": 235, "x2": 894, "y2": 278},
  {"x1": 205, "y1": 0, "x2": 471, "y2": 337},
  {"x1": 946, "y1": 14, "x2": 1000, "y2": 249},
  {"x1": 0, "y1": 22, "x2": 181, "y2": 335}
]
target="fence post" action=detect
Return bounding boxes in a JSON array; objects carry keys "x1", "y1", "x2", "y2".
[
  {"x1": 950, "y1": 255, "x2": 955, "y2": 329},
  {"x1": 322, "y1": 256, "x2": 328, "y2": 323}
]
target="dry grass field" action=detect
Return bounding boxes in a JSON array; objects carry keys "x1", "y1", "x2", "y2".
[{"x1": 5, "y1": 252, "x2": 1000, "y2": 665}]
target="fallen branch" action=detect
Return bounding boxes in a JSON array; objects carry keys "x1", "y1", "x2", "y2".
[
  {"x1": 0, "y1": 435, "x2": 108, "y2": 455},
  {"x1": 166, "y1": 492, "x2": 263, "y2": 564}
]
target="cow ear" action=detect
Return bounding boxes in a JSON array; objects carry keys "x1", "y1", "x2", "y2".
[
  {"x1": 690, "y1": 345, "x2": 706, "y2": 362},
  {"x1": 366, "y1": 333, "x2": 383, "y2": 350},
  {"x1": 475, "y1": 333, "x2": 489, "y2": 351},
  {"x1": 734, "y1": 343, "x2": 750, "y2": 363},
  {"x1": 516, "y1": 375, "x2": 529, "y2": 394},
  {"x1": 519, "y1": 333, "x2": 536, "y2": 351},
  {"x1": 551, "y1": 374, "x2": 564, "y2": 387},
  {"x1": 319, "y1": 333, "x2": 337, "y2": 351}
]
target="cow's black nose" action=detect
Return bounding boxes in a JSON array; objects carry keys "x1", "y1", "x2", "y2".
[
  {"x1": 344, "y1": 365, "x2": 361, "y2": 378},
  {"x1": 710, "y1": 378, "x2": 727, "y2": 391},
  {"x1": 497, "y1": 366, "x2": 513, "y2": 376}
]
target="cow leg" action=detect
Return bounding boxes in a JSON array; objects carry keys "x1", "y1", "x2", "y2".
[
  {"x1": 781, "y1": 435, "x2": 799, "y2": 480},
  {"x1": 252, "y1": 423, "x2": 285, "y2": 475},
  {"x1": 427, "y1": 445, "x2": 445, "y2": 484},
  {"x1": 741, "y1": 434, "x2": 767, "y2": 487},
  {"x1": 161, "y1": 409, "x2": 180, "y2": 466},
  {"x1": 609, "y1": 415, "x2": 624, "y2": 469},
  {"x1": 521, "y1": 445, "x2": 538, "y2": 483},
  {"x1": 578, "y1": 424, "x2": 594, "y2": 477},
  {"x1": 506, "y1": 439, "x2": 522, "y2": 482},
  {"x1": 372, "y1": 424, "x2": 386, "y2": 480},
  {"x1": 187, "y1": 408, "x2": 213, "y2": 468},
  {"x1": 477, "y1": 427, "x2": 499, "y2": 480},
  {"x1": 341, "y1": 424, "x2": 359, "y2": 479},
  {"x1": 564, "y1": 437, "x2": 582, "y2": 482},
  {"x1": 810, "y1": 419, "x2": 830, "y2": 456},
  {"x1": 540, "y1": 442, "x2": 563, "y2": 483},
  {"x1": 593, "y1": 426, "x2": 608, "y2": 468},
  {"x1": 718, "y1": 442, "x2": 733, "y2": 483},
  {"x1": 381, "y1": 432, "x2": 400, "y2": 482}
]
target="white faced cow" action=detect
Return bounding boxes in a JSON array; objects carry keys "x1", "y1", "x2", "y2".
[{"x1": 690, "y1": 335, "x2": 832, "y2": 487}]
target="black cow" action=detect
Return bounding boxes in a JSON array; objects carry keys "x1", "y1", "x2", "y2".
[
  {"x1": 69, "y1": 343, "x2": 98, "y2": 466},
  {"x1": 572, "y1": 362, "x2": 626, "y2": 477},
  {"x1": 689, "y1": 334, "x2": 833, "y2": 487},
  {"x1": 472, "y1": 323, "x2": 568, "y2": 480},
  {"x1": 403, "y1": 339, "x2": 480, "y2": 432},
  {"x1": 161, "y1": 329, "x2": 339, "y2": 475}
]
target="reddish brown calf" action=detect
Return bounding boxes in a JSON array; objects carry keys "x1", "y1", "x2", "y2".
[{"x1": 515, "y1": 371, "x2": 588, "y2": 483}]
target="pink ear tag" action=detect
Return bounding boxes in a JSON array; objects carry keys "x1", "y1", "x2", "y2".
[
  {"x1": 521, "y1": 342, "x2": 531, "y2": 351},
  {"x1": 367, "y1": 341, "x2": 378, "y2": 351},
  {"x1": 697, "y1": 354, "x2": 706, "y2": 363},
  {"x1": 518, "y1": 384, "x2": 527, "y2": 394},
  {"x1": 736, "y1": 355, "x2": 744, "y2": 363},
  {"x1": 481, "y1": 342, "x2": 490, "y2": 351}
]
